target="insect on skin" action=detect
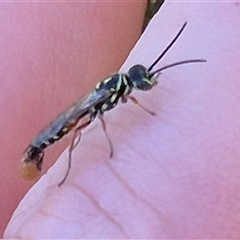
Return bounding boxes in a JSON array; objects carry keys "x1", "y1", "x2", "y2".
[{"x1": 21, "y1": 22, "x2": 206, "y2": 186}]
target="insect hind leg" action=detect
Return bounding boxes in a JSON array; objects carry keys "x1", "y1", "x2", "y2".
[
  {"x1": 98, "y1": 113, "x2": 114, "y2": 158},
  {"x1": 58, "y1": 118, "x2": 92, "y2": 187}
]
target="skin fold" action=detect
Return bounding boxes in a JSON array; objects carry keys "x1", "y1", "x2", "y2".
[{"x1": 3, "y1": 2, "x2": 240, "y2": 239}]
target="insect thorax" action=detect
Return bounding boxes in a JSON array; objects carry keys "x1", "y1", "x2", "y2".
[{"x1": 94, "y1": 73, "x2": 132, "y2": 113}]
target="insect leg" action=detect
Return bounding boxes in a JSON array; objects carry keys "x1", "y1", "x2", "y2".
[
  {"x1": 98, "y1": 113, "x2": 114, "y2": 158},
  {"x1": 72, "y1": 130, "x2": 82, "y2": 149},
  {"x1": 124, "y1": 96, "x2": 156, "y2": 116},
  {"x1": 58, "y1": 119, "x2": 92, "y2": 187}
]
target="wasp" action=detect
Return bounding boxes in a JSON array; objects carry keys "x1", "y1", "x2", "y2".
[{"x1": 21, "y1": 22, "x2": 206, "y2": 186}]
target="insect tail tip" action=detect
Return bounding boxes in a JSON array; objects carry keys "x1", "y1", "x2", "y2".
[{"x1": 20, "y1": 161, "x2": 41, "y2": 180}]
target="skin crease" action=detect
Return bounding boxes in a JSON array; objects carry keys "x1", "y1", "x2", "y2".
[
  {"x1": 3, "y1": 1, "x2": 240, "y2": 239},
  {"x1": 0, "y1": 2, "x2": 146, "y2": 238}
]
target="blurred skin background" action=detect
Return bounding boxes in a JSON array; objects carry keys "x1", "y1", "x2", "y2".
[
  {"x1": 0, "y1": 2, "x2": 147, "y2": 236},
  {"x1": 2, "y1": 1, "x2": 240, "y2": 238}
]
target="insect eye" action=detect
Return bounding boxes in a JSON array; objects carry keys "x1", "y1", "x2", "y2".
[{"x1": 128, "y1": 65, "x2": 153, "y2": 91}]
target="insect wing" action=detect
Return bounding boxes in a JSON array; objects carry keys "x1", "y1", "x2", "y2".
[
  {"x1": 31, "y1": 88, "x2": 112, "y2": 147},
  {"x1": 50, "y1": 88, "x2": 112, "y2": 125},
  {"x1": 68, "y1": 88, "x2": 112, "y2": 120}
]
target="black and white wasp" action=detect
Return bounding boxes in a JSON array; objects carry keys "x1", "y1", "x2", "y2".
[{"x1": 21, "y1": 22, "x2": 206, "y2": 186}]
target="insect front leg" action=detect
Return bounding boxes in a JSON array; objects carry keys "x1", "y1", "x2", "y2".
[
  {"x1": 122, "y1": 95, "x2": 156, "y2": 116},
  {"x1": 98, "y1": 112, "x2": 114, "y2": 158},
  {"x1": 58, "y1": 118, "x2": 92, "y2": 187}
]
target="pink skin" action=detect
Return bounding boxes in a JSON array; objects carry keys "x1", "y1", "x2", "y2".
[{"x1": 3, "y1": 2, "x2": 240, "y2": 239}]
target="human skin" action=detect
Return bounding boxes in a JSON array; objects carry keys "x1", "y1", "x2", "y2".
[
  {"x1": 3, "y1": 2, "x2": 240, "y2": 239},
  {"x1": 0, "y1": 2, "x2": 146, "y2": 238}
]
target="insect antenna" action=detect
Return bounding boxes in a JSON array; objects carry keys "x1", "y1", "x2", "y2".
[
  {"x1": 149, "y1": 59, "x2": 206, "y2": 78},
  {"x1": 148, "y1": 22, "x2": 187, "y2": 72}
]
